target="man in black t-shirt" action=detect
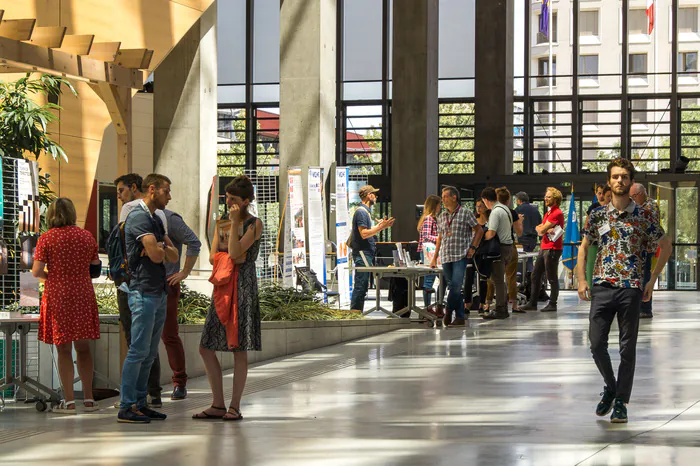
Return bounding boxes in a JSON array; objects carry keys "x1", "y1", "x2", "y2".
[
  {"x1": 350, "y1": 185, "x2": 394, "y2": 312},
  {"x1": 117, "y1": 174, "x2": 179, "y2": 424}
]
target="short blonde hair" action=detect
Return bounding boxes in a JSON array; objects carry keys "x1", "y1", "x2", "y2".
[
  {"x1": 46, "y1": 198, "x2": 77, "y2": 229},
  {"x1": 546, "y1": 187, "x2": 563, "y2": 206}
]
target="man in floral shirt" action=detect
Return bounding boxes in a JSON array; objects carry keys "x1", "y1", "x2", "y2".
[{"x1": 577, "y1": 158, "x2": 672, "y2": 424}]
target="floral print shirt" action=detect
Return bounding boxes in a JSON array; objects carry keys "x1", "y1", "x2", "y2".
[{"x1": 584, "y1": 201, "x2": 665, "y2": 289}]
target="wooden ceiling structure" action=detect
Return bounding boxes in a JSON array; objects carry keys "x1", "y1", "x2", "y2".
[{"x1": 0, "y1": 10, "x2": 154, "y2": 175}]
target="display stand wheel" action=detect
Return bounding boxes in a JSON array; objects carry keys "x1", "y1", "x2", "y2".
[{"x1": 35, "y1": 400, "x2": 47, "y2": 412}]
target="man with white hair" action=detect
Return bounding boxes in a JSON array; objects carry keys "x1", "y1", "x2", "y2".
[{"x1": 630, "y1": 183, "x2": 660, "y2": 319}]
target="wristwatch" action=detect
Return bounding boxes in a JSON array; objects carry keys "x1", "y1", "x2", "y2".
[{"x1": 469, "y1": 245, "x2": 476, "y2": 251}]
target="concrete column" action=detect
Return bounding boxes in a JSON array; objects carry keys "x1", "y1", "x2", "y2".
[
  {"x1": 153, "y1": 3, "x2": 218, "y2": 268},
  {"x1": 474, "y1": 0, "x2": 514, "y2": 177},
  {"x1": 391, "y1": 0, "x2": 439, "y2": 241},
  {"x1": 279, "y1": 0, "x2": 337, "y2": 212}
]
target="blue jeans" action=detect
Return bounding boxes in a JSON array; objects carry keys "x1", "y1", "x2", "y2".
[
  {"x1": 640, "y1": 254, "x2": 653, "y2": 313},
  {"x1": 119, "y1": 288, "x2": 167, "y2": 410},
  {"x1": 442, "y1": 258, "x2": 468, "y2": 319},
  {"x1": 420, "y1": 252, "x2": 437, "y2": 308},
  {"x1": 351, "y1": 253, "x2": 374, "y2": 311}
]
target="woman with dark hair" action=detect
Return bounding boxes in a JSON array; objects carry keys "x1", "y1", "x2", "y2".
[
  {"x1": 31, "y1": 198, "x2": 101, "y2": 413},
  {"x1": 194, "y1": 175, "x2": 263, "y2": 421},
  {"x1": 417, "y1": 195, "x2": 441, "y2": 308},
  {"x1": 465, "y1": 200, "x2": 490, "y2": 315}
]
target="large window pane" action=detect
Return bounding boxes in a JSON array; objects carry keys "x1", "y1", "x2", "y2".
[
  {"x1": 343, "y1": 0, "x2": 383, "y2": 82},
  {"x1": 218, "y1": 0, "x2": 247, "y2": 86},
  {"x1": 439, "y1": 0, "x2": 475, "y2": 80},
  {"x1": 344, "y1": 105, "x2": 383, "y2": 175},
  {"x1": 580, "y1": 10, "x2": 599, "y2": 37},
  {"x1": 679, "y1": 7, "x2": 699, "y2": 34},
  {"x1": 253, "y1": 0, "x2": 280, "y2": 84},
  {"x1": 438, "y1": 102, "x2": 475, "y2": 174}
]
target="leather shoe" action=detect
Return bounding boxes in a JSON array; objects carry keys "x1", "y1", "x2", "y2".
[
  {"x1": 171, "y1": 385, "x2": 187, "y2": 400},
  {"x1": 443, "y1": 309, "x2": 453, "y2": 327},
  {"x1": 540, "y1": 302, "x2": 557, "y2": 312},
  {"x1": 482, "y1": 310, "x2": 509, "y2": 320},
  {"x1": 449, "y1": 318, "x2": 466, "y2": 327},
  {"x1": 521, "y1": 302, "x2": 538, "y2": 311}
]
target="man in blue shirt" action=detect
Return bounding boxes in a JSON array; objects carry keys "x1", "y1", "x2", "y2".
[
  {"x1": 118, "y1": 174, "x2": 179, "y2": 424},
  {"x1": 350, "y1": 185, "x2": 394, "y2": 312}
]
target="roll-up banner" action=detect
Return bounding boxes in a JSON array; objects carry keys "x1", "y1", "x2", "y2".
[
  {"x1": 335, "y1": 167, "x2": 352, "y2": 307},
  {"x1": 307, "y1": 167, "x2": 326, "y2": 299}
]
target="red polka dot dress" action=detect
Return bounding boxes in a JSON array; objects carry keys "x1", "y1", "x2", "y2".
[{"x1": 34, "y1": 226, "x2": 101, "y2": 345}]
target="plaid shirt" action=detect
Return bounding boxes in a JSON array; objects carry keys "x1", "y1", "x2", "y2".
[
  {"x1": 418, "y1": 216, "x2": 438, "y2": 252},
  {"x1": 585, "y1": 201, "x2": 665, "y2": 289},
  {"x1": 437, "y1": 206, "x2": 478, "y2": 264}
]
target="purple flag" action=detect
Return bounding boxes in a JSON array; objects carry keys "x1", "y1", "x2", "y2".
[{"x1": 539, "y1": 0, "x2": 550, "y2": 38}]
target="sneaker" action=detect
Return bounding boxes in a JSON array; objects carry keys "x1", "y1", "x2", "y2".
[
  {"x1": 639, "y1": 311, "x2": 653, "y2": 319},
  {"x1": 171, "y1": 386, "x2": 187, "y2": 400},
  {"x1": 540, "y1": 302, "x2": 558, "y2": 313},
  {"x1": 140, "y1": 406, "x2": 168, "y2": 421},
  {"x1": 521, "y1": 302, "x2": 538, "y2": 312},
  {"x1": 450, "y1": 318, "x2": 466, "y2": 327},
  {"x1": 482, "y1": 310, "x2": 509, "y2": 320},
  {"x1": 148, "y1": 396, "x2": 163, "y2": 408},
  {"x1": 610, "y1": 398, "x2": 628, "y2": 423},
  {"x1": 443, "y1": 309, "x2": 453, "y2": 327},
  {"x1": 596, "y1": 387, "x2": 616, "y2": 416},
  {"x1": 118, "y1": 407, "x2": 151, "y2": 424}
]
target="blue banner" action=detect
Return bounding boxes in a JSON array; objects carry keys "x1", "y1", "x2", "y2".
[{"x1": 562, "y1": 191, "x2": 581, "y2": 271}]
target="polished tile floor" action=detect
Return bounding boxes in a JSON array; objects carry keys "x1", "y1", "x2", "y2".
[{"x1": 2, "y1": 291, "x2": 700, "y2": 465}]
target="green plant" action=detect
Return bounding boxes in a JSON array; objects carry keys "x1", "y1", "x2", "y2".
[
  {"x1": 259, "y1": 284, "x2": 363, "y2": 321},
  {"x1": 178, "y1": 284, "x2": 210, "y2": 324}
]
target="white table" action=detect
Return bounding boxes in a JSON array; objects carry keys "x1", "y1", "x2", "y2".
[
  {"x1": 351, "y1": 266, "x2": 443, "y2": 322},
  {"x1": 0, "y1": 312, "x2": 60, "y2": 411}
]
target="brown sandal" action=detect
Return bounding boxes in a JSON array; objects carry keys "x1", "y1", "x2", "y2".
[
  {"x1": 222, "y1": 406, "x2": 243, "y2": 421},
  {"x1": 192, "y1": 406, "x2": 226, "y2": 419}
]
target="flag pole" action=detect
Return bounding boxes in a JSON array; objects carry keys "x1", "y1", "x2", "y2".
[{"x1": 548, "y1": 0, "x2": 554, "y2": 172}]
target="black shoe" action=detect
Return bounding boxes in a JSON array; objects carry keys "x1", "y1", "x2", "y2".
[
  {"x1": 443, "y1": 309, "x2": 453, "y2": 327},
  {"x1": 450, "y1": 318, "x2": 466, "y2": 327},
  {"x1": 596, "y1": 387, "x2": 616, "y2": 416},
  {"x1": 140, "y1": 406, "x2": 168, "y2": 421},
  {"x1": 640, "y1": 311, "x2": 653, "y2": 319},
  {"x1": 117, "y1": 407, "x2": 151, "y2": 424},
  {"x1": 538, "y1": 293, "x2": 550, "y2": 303},
  {"x1": 521, "y1": 302, "x2": 537, "y2": 311},
  {"x1": 482, "y1": 310, "x2": 509, "y2": 320},
  {"x1": 540, "y1": 302, "x2": 557, "y2": 312},
  {"x1": 610, "y1": 398, "x2": 628, "y2": 423},
  {"x1": 148, "y1": 396, "x2": 163, "y2": 408},
  {"x1": 171, "y1": 386, "x2": 187, "y2": 400}
]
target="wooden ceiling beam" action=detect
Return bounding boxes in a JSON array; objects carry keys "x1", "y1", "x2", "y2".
[
  {"x1": 114, "y1": 48, "x2": 153, "y2": 69},
  {"x1": 87, "y1": 41, "x2": 120, "y2": 62},
  {"x1": 0, "y1": 11, "x2": 4, "y2": 22},
  {"x1": 0, "y1": 36, "x2": 143, "y2": 89},
  {"x1": 0, "y1": 19, "x2": 36, "y2": 41},
  {"x1": 26, "y1": 26, "x2": 66, "y2": 48},
  {"x1": 56, "y1": 34, "x2": 94, "y2": 55}
]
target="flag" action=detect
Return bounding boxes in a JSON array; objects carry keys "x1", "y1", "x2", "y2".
[
  {"x1": 647, "y1": 0, "x2": 654, "y2": 34},
  {"x1": 562, "y1": 190, "x2": 581, "y2": 271},
  {"x1": 539, "y1": 0, "x2": 550, "y2": 38}
]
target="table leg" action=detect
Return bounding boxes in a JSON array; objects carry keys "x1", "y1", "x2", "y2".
[{"x1": 1, "y1": 324, "x2": 15, "y2": 388}]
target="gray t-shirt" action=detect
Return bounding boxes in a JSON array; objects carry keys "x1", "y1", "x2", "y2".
[
  {"x1": 488, "y1": 202, "x2": 514, "y2": 245},
  {"x1": 125, "y1": 201, "x2": 168, "y2": 294},
  {"x1": 120, "y1": 199, "x2": 168, "y2": 235}
]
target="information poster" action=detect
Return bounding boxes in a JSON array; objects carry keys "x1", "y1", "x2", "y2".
[
  {"x1": 0, "y1": 162, "x2": 4, "y2": 230},
  {"x1": 288, "y1": 167, "x2": 307, "y2": 268},
  {"x1": 282, "y1": 194, "x2": 294, "y2": 287},
  {"x1": 335, "y1": 167, "x2": 352, "y2": 307},
  {"x1": 16, "y1": 158, "x2": 40, "y2": 233},
  {"x1": 307, "y1": 168, "x2": 326, "y2": 298}
]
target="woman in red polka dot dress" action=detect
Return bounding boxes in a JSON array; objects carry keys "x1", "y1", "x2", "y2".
[{"x1": 32, "y1": 198, "x2": 101, "y2": 414}]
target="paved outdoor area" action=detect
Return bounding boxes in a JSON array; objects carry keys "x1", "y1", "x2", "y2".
[{"x1": 1, "y1": 291, "x2": 699, "y2": 465}]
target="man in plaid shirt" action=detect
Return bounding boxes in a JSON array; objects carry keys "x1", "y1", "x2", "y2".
[{"x1": 430, "y1": 186, "x2": 483, "y2": 327}]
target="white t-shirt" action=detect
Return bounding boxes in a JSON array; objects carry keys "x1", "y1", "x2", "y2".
[{"x1": 119, "y1": 199, "x2": 168, "y2": 235}]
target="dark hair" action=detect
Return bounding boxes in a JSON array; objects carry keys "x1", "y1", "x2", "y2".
[
  {"x1": 225, "y1": 175, "x2": 256, "y2": 217},
  {"x1": 607, "y1": 158, "x2": 636, "y2": 182},
  {"x1": 47, "y1": 198, "x2": 77, "y2": 229},
  {"x1": 496, "y1": 186, "x2": 511, "y2": 205},
  {"x1": 514, "y1": 191, "x2": 529, "y2": 203},
  {"x1": 602, "y1": 184, "x2": 612, "y2": 194},
  {"x1": 142, "y1": 173, "x2": 172, "y2": 191},
  {"x1": 480, "y1": 187, "x2": 497, "y2": 202},
  {"x1": 114, "y1": 173, "x2": 143, "y2": 191},
  {"x1": 441, "y1": 185, "x2": 460, "y2": 203}
]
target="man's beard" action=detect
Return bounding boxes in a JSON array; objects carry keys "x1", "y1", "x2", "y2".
[
  {"x1": 612, "y1": 184, "x2": 630, "y2": 196},
  {"x1": 368, "y1": 198, "x2": 376, "y2": 207}
]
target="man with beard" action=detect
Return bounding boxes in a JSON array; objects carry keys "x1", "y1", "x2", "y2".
[
  {"x1": 118, "y1": 174, "x2": 179, "y2": 423},
  {"x1": 521, "y1": 187, "x2": 564, "y2": 313},
  {"x1": 577, "y1": 159, "x2": 671, "y2": 423},
  {"x1": 350, "y1": 185, "x2": 394, "y2": 312}
]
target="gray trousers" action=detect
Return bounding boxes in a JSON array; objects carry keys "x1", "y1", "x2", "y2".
[
  {"x1": 589, "y1": 284, "x2": 642, "y2": 403},
  {"x1": 490, "y1": 245, "x2": 513, "y2": 313}
]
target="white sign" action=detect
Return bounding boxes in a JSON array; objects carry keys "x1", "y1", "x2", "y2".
[
  {"x1": 308, "y1": 167, "x2": 327, "y2": 299},
  {"x1": 335, "y1": 167, "x2": 352, "y2": 307},
  {"x1": 282, "y1": 194, "x2": 294, "y2": 287},
  {"x1": 16, "y1": 158, "x2": 40, "y2": 233}
]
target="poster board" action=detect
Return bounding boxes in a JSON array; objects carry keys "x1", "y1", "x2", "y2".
[
  {"x1": 16, "y1": 158, "x2": 40, "y2": 234},
  {"x1": 307, "y1": 167, "x2": 326, "y2": 298},
  {"x1": 335, "y1": 167, "x2": 352, "y2": 307}
]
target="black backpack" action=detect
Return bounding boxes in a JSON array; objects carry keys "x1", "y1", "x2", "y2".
[{"x1": 106, "y1": 221, "x2": 131, "y2": 286}]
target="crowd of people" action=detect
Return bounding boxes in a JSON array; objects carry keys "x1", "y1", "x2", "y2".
[
  {"x1": 349, "y1": 158, "x2": 671, "y2": 422},
  {"x1": 32, "y1": 173, "x2": 262, "y2": 423}
]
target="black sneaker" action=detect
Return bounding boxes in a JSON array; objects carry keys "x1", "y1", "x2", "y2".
[
  {"x1": 482, "y1": 310, "x2": 509, "y2": 320},
  {"x1": 521, "y1": 302, "x2": 538, "y2": 312},
  {"x1": 596, "y1": 388, "x2": 616, "y2": 416},
  {"x1": 610, "y1": 398, "x2": 628, "y2": 423},
  {"x1": 117, "y1": 407, "x2": 151, "y2": 424},
  {"x1": 640, "y1": 311, "x2": 653, "y2": 319},
  {"x1": 540, "y1": 302, "x2": 557, "y2": 312},
  {"x1": 140, "y1": 406, "x2": 168, "y2": 421},
  {"x1": 148, "y1": 396, "x2": 163, "y2": 408},
  {"x1": 171, "y1": 386, "x2": 187, "y2": 400}
]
